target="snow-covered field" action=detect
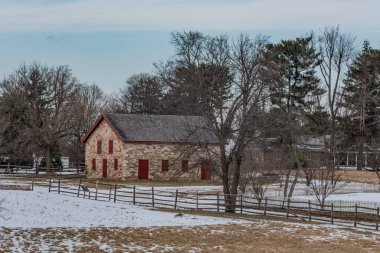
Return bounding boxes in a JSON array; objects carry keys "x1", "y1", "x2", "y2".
[
  {"x1": 298, "y1": 192, "x2": 380, "y2": 203},
  {"x1": 0, "y1": 187, "x2": 246, "y2": 228},
  {"x1": 1, "y1": 179, "x2": 380, "y2": 252}
]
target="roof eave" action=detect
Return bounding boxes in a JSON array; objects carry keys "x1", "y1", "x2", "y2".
[{"x1": 81, "y1": 114, "x2": 126, "y2": 144}]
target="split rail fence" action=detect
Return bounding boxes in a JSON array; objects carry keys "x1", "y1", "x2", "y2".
[
  {"x1": 44, "y1": 178, "x2": 380, "y2": 231},
  {"x1": 0, "y1": 164, "x2": 85, "y2": 176}
]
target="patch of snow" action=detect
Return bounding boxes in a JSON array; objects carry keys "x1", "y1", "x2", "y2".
[
  {"x1": 297, "y1": 192, "x2": 380, "y2": 203},
  {"x1": 0, "y1": 187, "x2": 247, "y2": 228}
]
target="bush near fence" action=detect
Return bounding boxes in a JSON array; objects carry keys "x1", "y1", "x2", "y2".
[{"x1": 39, "y1": 178, "x2": 380, "y2": 231}]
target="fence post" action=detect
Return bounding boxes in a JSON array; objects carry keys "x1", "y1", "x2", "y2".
[
  {"x1": 114, "y1": 184, "x2": 117, "y2": 203},
  {"x1": 95, "y1": 180, "x2": 98, "y2": 200},
  {"x1": 331, "y1": 203, "x2": 334, "y2": 224},
  {"x1": 354, "y1": 204, "x2": 357, "y2": 227},
  {"x1": 58, "y1": 178, "x2": 61, "y2": 194},
  {"x1": 240, "y1": 194, "x2": 243, "y2": 214},
  {"x1": 31, "y1": 176, "x2": 34, "y2": 191},
  {"x1": 174, "y1": 190, "x2": 178, "y2": 209},
  {"x1": 376, "y1": 207, "x2": 379, "y2": 231},
  {"x1": 264, "y1": 197, "x2": 268, "y2": 216},
  {"x1": 109, "y1": 187, "x2": 112, "y2": 201},
  {"x1": 216, "y1": 192, "x2": 220, "y2": 212},
  {"x1": 196, "y1": 191, "x2": 199, "y2": 211},
  {"x1": 133, "y1": 186, "x2": 136, "y2": 205},
  {"x1": 286, "y1": 199, "x2": 290, "y2": 218},
  {"x1": 48, "y1": 177, "x2": 51, "y2": 192},
  {"x1": 152, "y1": 187, "x2": 155, "y2": 207},
  {"x1": 77, "y1": 179, "x2": 81, "y2": 197},
  {"x1": 308, "y1": 200, "x2": 311, "y2": 222}
]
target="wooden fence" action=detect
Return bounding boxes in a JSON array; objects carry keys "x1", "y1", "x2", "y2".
[
  {"x1": 0, "y1": 164, "x2": 85, "y2": 176},
  {"x1": 45, "y1": 178, "x2": 380, "y2": 231}
]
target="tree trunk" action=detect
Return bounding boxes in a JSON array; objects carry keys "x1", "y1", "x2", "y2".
[
  {"x1": 46, "y1": 145, "x2": 53, "y2": 173},
  {"x1": 283, "y1": 171, "x2": 290, "y2": 199},
  {"x1": 357, "y1": 141, "x2": 365, "y2": 170},
  {"x1": 228, "y1": 155, "x2": 242, "y2": 213},
  {"x1": 288, "y1": 171, "x2": 298, "y2": 199},
  {"x1": 222, "y1": 157, "x2": 232, "y2": 213}
]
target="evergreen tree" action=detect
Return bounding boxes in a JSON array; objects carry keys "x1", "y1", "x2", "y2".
[
  {"x1": 266, "y1": 36, "x2": 324, "y2": 145},
  {"x1": 343, "y1": 40, "x2": 380, "y2": 170}
]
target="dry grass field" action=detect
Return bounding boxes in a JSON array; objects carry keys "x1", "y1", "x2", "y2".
[
  {"x1": 338, "y1": 170, "x2": 380, "y2": 185},
  {"x1": 1, "y1": 220, "x2": 379, "y2": 253}
]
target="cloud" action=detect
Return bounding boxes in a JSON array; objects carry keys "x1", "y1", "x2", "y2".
[{"x1": 0, "y1": 0, "x2": 379, "y2": 33}]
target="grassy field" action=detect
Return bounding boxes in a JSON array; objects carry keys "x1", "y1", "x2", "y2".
[{"x1": 1, "y1": 220, "x2": 379, "y2": 252}]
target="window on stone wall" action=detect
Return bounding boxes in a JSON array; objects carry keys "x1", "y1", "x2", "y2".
[
  {"x1": 162, "y1": 160, "x2": 169, "y2": 172},
  {"x1": 97, "y1": 140, "x2": 102, "y2": 154},
  {"x1": 92, "y1": 159, "x2": 96, "y2": 170},
  {"x1": 109, "y1": 140, "x2": 114, "y2": 154},
  {"x1": 182, "y1": 160, "x2": 189, "y2": 172},
  {"x1": 114, "y1": 159, "x2": 118, "y2": 170}
]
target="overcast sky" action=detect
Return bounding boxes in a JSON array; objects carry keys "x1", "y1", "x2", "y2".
[{"x1": 0, "y1": 0, "x2": 379, "y2": 93}]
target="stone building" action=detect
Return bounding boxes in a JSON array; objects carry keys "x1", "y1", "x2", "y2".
[{"x1": 81, "y1": 113, "x2": 220, "y2": 180}]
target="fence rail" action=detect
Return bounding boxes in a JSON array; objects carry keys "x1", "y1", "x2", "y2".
[
  {"x1": 0, "y1": 164, "x2": 85, "y2": 176},
  {"x1": 40, "y1": 178, "x2": 380, "y2": 231}
]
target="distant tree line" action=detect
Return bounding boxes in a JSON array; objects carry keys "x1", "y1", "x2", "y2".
[{"x1": 1, "y1": 26, "x2": 380, "y2": 212}]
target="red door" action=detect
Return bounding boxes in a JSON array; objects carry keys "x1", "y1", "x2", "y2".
[
  {"x1": 201, "y1": 161, "x2": 211, "y2": 180},
  {"x1": 102, "y1": 159, "x2": 107, "y2": 178},
  {"x1": 138, "y1": 160, "x2": 149, "y2": 179}
]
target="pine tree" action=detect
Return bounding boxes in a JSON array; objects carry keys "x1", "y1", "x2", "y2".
[
  {"x1": 343, "y1": 40, "x2": 380, "y2": 170},
  {"x1": 266, "y1": 35, "x2": 324, "y2": 145}
]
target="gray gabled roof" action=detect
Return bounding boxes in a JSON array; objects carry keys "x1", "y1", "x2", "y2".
[{"x1": 103, "y1": 113, "x2": 219, "y2": 144}]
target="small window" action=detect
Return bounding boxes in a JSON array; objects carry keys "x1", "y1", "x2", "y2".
[
  {"x1": 92, "y1": 159, "x2": 96, "y2": 171},
  {"x1": 114, "y1": 159, "x2": 118, "y2": 170},
  {"x1": 109, "y1": 140, "x2": 114, "y2": 154},
  {"x1": 182, "y1": 160, "x2": 189, "y2": 172},
  {"x1": 162, "y1": 160, "x2": 169, "y2": 172},
  {"x1": 97, "y1": 140, "x2": 102, "y2": 154}
]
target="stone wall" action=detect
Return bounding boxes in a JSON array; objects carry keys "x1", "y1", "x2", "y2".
[
  {"x1": 84, "y1": 119, "x2": 220, "y2": 180},
  {"x1": 85, "y1": 120, "x2": 126, "y2": 178},
  {"x1": 124, "y1": 143, "x2": 220, "y2": 180}
]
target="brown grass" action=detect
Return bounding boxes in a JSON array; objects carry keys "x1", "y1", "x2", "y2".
[
  {"x1": 0, "y1": 185, "x2": 31, "y2": 190},
  {"x1": 337, "y1": 170, "x2": 380, "y2": 185},
  {"x1": 1, "y1": 221, "x2": 379, "y2": 253}
]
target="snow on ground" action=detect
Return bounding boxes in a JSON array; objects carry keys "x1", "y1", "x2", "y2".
[
  {"x1": 0, "y1": 187, "x2": 247, "y2": 228},
  {"x1": 153, "y1": 185, "x2": 222, "y2": 192},
  {"x1": 298, "y1": 192, "x2": 380, "y2": 203}
]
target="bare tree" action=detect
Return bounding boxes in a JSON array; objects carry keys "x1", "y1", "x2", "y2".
[
  {"x1": 309, "y1": 168, "x2": 345, "y2": 209},
  {"x1": 318, "y1": 26, "x2": 355, "y2": 170},
  {"x1": 0, "y1": 63, "x2": 80, "y2": 172},
  {"x1": 119, "y1": 73, "x2": 164, "y2": 114},
  {"x1": 64, "y1": 83, "x2": 109, "y2": 164},
  {"x1": 157, "y1": 32, "x2": 270, "y2": 212}
]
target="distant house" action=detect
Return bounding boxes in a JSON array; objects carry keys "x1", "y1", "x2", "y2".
[
  {"x1": 81, "y1": 113, "x2": 220, "y2": 180},
  {"x1": 249, "y1": 136, "x2": 377, "y2": 169}
]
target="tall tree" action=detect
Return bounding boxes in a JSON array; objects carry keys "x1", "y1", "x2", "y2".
[
  {"x1": 318, "y1": 26, "x2": 355, "y2": 169},
  {"x1": 0, "y1": 63, "x2": 79, "y2": 172},
  {"x1": 343, "y1": 41, "x2": 380, "y2": 170},
  {"x1": 119, "y1": 73, "x2": 164, "y2": 114},
  {"x1": 159, "y1": 32, "x2": 270, "y2": 212},
  {"x1": 66, "y1": 83, "x2": 109, "y2": 163},
  {"x1": 265, "y1": 35, "x2": 323, "y2": 198}
]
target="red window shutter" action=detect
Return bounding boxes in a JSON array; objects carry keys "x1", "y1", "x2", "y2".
[
  {"x1": 162, "y1": 160, "x2": 169, "y2": 172},
  {"x1": 114, "y1": 159, "x2": 118, "y2": 170},
  {"x1": 109, "y1": 140, "x2": 114, "y2": 154},
  {"x1": 182, "y1": 160, "x2": 189, "y2": 172},
  {"x1": 92, "y1": 159, "x2": 96, "y2": 171},
  {"x1": 97, "y1": 140, "x2": 102, "y2": 154}
]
